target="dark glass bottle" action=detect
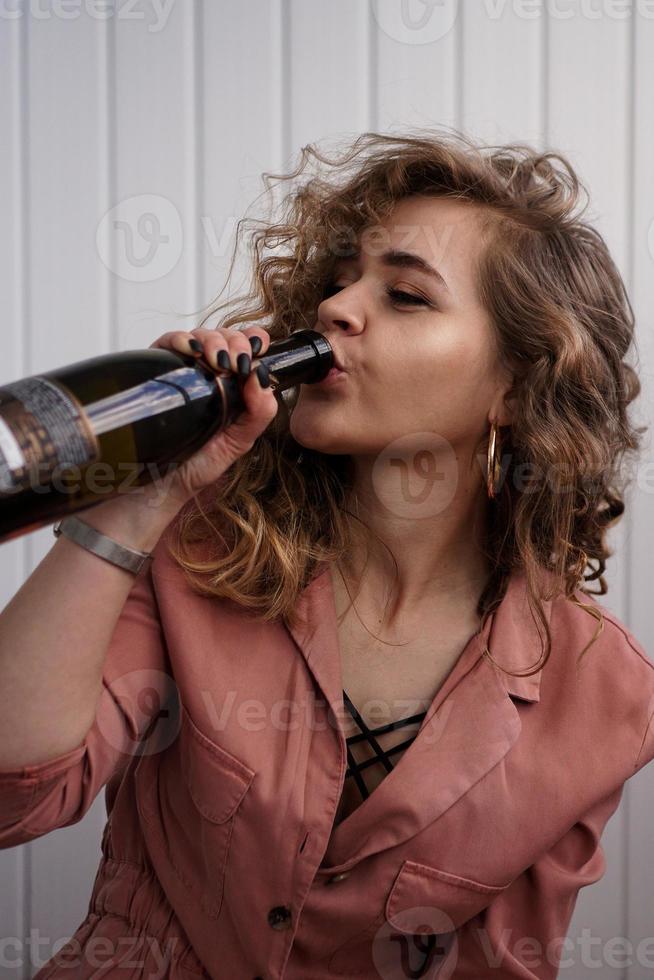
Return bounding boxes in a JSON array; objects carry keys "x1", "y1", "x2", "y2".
[{"x1": 0, "y1": 330, "x2": 333, "y2": 543}]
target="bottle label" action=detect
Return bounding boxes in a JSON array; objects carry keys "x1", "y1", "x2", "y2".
[{"x1": 0, "y1": 376, "x2": 100, "y2": 494}]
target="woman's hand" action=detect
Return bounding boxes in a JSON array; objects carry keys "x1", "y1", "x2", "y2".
[{"x1": 146, "y1": 325, "x2": 278, "y2": 507}]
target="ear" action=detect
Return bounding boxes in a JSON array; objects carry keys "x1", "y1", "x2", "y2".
[{"x1": 492, "y1": 372, "x2": 517, "y2": 428}]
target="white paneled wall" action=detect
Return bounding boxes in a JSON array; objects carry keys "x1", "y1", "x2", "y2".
[{"x1": 0, "y1": 2, "x2": 652, "y2": 978}]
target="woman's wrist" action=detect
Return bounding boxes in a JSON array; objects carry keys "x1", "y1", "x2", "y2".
[{"x1": 73, "y1": 487, "x2": 187, "y2": 554}]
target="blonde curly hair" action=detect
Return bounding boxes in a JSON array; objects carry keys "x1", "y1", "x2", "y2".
[{"x1": 165, "y1": 126, "x2": 646, "y2": 676}]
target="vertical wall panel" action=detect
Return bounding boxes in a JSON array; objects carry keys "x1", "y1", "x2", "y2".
[
  {"x1": 112, "y1": 1, "x2": 199, "y2": 352},
  {"x1": 460, "y1": 0, "x2": 544, "y2": 143},
  {"x1": 288, "y1": 0, "x2": 371, "y2": 146},
  {"x1": 19, "y1": 6, "x2": 115, "y2": 966},
  {"x1": 0, "y1": 9, "x2": 28, "y2": 979},
  {"x1": 199, "y1": 0, "x2": 284, "y2": 323},
  {"x1": 625, "y1": 5, "x2": 654, "y2": 977},
  {"x1": 374, "y1": 0, "x2": 458, "y2": 131}
]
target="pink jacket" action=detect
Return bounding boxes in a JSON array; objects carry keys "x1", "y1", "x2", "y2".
[{"x1": 1, "y1": 522, "x2": 654, "y2": 980}]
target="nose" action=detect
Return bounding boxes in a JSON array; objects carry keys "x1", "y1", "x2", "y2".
[{"x1": 316, "y1": 289, "x2": 364, "y2": 337}]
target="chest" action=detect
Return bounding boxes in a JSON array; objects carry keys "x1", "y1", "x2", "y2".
[{"x1": 334, "y1": 601, "x2": 482, "y2": 826}]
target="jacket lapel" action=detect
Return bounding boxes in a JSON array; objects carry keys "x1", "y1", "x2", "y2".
[{"x1": 285, "y1": 562, "x2": 553, "y2": 872}]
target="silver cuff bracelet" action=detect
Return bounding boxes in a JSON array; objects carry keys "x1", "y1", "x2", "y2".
[{"x1": 53, "y1": 514, "x2": 153, "y2": 576}]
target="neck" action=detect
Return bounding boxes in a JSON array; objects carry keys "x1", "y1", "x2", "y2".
[{"x1": 337, "y1": 453, "x2": 491, "y2": 626}]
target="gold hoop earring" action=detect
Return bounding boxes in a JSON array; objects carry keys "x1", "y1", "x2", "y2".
[{"x1": 487, "y1": 419, "x2": 502, "y2": 500}]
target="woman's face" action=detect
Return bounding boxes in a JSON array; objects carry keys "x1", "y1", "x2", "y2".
[{"x1": 289, "y1": 195, "x2": 515, "y2": 473}]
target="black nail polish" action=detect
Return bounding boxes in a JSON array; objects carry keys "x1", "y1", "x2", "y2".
[
  {"x1": 256, "y1": 363, "x2": 271, "y2": 388},
  {"x1": 217, "y1": 350, "x2": 231, "y2": 370},
  {"x1": 237, "y1": 352, "x2": 251, "y2": 377},
  {"x1": 189, "y1": 339, "x2": 203, "y2": 354},
  {"x1": 248, "y1": 335, "x2": 262, "y2": 355}
]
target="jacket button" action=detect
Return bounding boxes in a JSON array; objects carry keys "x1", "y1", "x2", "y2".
[
  {"x1": 326, "y1": 870, "x2": 351, "y2": 884},
  {"x1": 267, "y1": 905, "x2": 292, "y2": 930}
]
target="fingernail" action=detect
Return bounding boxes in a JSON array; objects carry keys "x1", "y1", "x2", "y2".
[
  {"x1": 189, "y1": 339, "x2": 203, "y2": 354},
  {"x1": 217, "y1": 350, "x2": 231, "y2": 370},
  {"x1": 256, "y1": 363, "x2": 271, "y2": 388},
  {"x1": 248, "y1": 335, "x2": 262, "y2": 355},
  {"x1": 237, "y1": 352, "x2": 251, "y2": 377}
]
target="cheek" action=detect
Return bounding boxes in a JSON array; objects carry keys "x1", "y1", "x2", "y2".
[
  {"x1": 394, "y1": 331, "x2": 488, "y2": 396},
  {"x1": 388, "y1": 334, "x2": 496, "y2": 436},
  {"x1": 288, "y1": 325, "x2": 494, "y2": 451}
]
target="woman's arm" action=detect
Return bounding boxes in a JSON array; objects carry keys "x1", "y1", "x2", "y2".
[
  {"x1": 0, "y1": 527, "x2": 172, "y2": 849},
  {"x1": 453, "y1": 784, "x2": 626, "y2": 978},
  {"x1": 0, "y1": 489, "x2": 184, "y2": 770}
]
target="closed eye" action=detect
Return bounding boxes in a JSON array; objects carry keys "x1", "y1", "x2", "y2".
[
  {"x1": 385, "y1": 288, "x2": 429, "y2": 307},
  {"x1": 322, "y1": 283, "x2": 431, "y2": 308}
]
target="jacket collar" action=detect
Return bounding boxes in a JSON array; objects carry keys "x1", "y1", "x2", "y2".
[
  {"x1": 284, "y1": 561, "x2": 555, "y2": 871},
  {"x1": 485, "y1": 565, "x2": 556, "y2": 704},
  {"x1": 290, "y1": 561, "x2": 552, "y2": 701}
]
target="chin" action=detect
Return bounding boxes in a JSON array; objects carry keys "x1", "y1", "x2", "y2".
[
  {"x1": 291, "y1": 434, "x2": 354, "y2": 456},
  {"x1": 289, "y1": 415, "x2": 356, "y2": 457}
]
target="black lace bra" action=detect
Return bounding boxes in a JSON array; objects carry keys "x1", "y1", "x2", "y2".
[
  {"x1": 338, "y1": 692, "x2": 439, "y2": 960},
  {"x1": 342, "y1": 689, "x2": 428, "y2": 801}
]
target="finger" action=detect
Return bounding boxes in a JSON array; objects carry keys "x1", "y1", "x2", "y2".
[
  {"x1": 223, "y1": 328, "x2": 259, "y2": 376},
  {"x1": 184, "y1": 327, "x2": 231, "y2": 369},
  {"x1": 200, "y1": 326, "x2": 271, "y2": 366},
  {"x1": 240, "y1": 327, "x2": 271, "y2": 359},
  {"x1": 235, "y1": 359, "x2": 278, "y2": 427},
  {"x1": 149, "y1": 330, "x2": 204, "y2": 356},
  {"x1": 186, "y1": 326, "x2": 255, "y2": 373}
]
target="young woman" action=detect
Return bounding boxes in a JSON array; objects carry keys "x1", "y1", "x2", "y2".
[{"x1": 1, "y1": 129, "x2": 653, "y2": 979}]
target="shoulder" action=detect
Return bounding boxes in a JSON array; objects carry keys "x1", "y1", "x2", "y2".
[
  {"x1": 548, "y1": 585, "x2": 654, "y2": 777},
  {"x1": 551, "y1": 584, "x2": 653, "y2": 675}
]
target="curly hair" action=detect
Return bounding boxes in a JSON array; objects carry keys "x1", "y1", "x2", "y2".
[{"x1": 165, "y1": 126, "x2": 646, "y2": 678}]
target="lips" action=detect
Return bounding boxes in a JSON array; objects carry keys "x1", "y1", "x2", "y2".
[
  {"x1": 327, "y1": 344, "x2": 346, "y2": 372},
  {"x1": 315, "y1": 366, "x2": 347, "y2": 388}
]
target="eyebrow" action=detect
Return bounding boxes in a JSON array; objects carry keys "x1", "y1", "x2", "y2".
[{"x1": 336, "y1": 247, "x2": 451, "y2": 293}]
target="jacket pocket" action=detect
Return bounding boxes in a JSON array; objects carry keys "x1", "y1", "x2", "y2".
[
  {"x1": 180, "y1": 702, "x2": 254, "y2": 823},
  {"x1": 385, "y1": 858, "x2": 512, "y2": 935},
  {"x1": 134, "y1": 702, "x2": 255, "y2": 919},
  {"x1": 328, "y1": 859, "x2": 512, "y2": 977}
]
